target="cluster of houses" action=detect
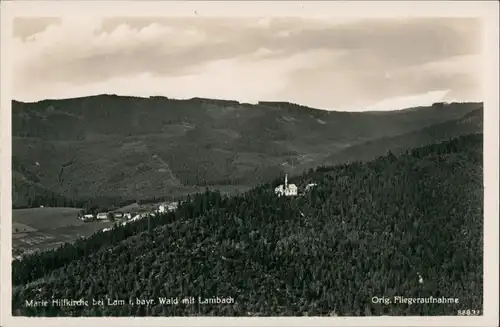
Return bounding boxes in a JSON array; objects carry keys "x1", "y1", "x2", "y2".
[
  {"x1": 274, "y1": 174, "x2": 317, "y2": 197},
  {"x1": 78, "y1": 211, "x2": 130, "y2": 222},
  {"x1": 77, "y1": 174, "x2": 313, "y2": 228},
  {"x1": 77, "y1": 174, "x2": 312, "y2": 225},
  {"x1": 77, "y1": 202, "x2": 179, "y2": 223}
]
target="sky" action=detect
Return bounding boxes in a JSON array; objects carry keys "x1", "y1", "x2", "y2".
[{"x1": 12, "y1": 16, "x2": 483, "y2": 111}]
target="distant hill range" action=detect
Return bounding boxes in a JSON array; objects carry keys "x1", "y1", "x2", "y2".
[{"x1": 11, "y1": 95, "x2": 483, "y2": 208}]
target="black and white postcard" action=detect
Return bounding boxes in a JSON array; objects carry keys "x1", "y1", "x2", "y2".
[{"x1": 1, "y1": 1, "x2": 498, "y2": 327}]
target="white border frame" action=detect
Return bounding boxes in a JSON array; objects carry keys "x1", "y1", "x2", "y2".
[{"x1": 1, "y1": 1, "x2": 498, "y2": 326}]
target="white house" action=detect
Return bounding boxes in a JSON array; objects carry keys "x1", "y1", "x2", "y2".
[
  {"x1": 157, "y1": 204, "x2": 167, "y2": 214},
  {"x1": 157, "y1": 202, "x2": 179, "y2": 214},
  {"x1": 81, "y1": 214, "x2": 94, "y2": 221},
  {"x1": 274, "y1": 174, "x2": 298, "y2": 197},
  {"x1": 128, "y1": 212, "x2": 149, "y2": 221},
  {"x1": 168, "y1": 202, "x2": 179, "y2": 210},
  {"x1": 96, "y1": 212, "x2": 108, "y2": 220},
  {"x1": 305, "y1": 183, "x2": 317, "y2": 191}
]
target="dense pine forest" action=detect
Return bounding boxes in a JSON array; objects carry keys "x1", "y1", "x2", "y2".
[{"x1": 12, "y1": 134, "x2": 483, "y2": 316}]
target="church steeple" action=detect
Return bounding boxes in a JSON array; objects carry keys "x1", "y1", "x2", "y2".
[{"x1": 285, "y1": 174, "x2": 288, "y2": 187}]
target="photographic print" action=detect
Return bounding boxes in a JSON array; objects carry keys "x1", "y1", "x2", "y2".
[{"x1": 1, "y1": 1, "x2": 498, "y2": 326}]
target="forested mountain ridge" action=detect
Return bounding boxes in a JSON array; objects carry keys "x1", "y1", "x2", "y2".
[
  {"x1": 12, "y1": 134, "x2": 483, "y2": 316},
  {"x1": 322, "y1": 107, "x2": 483, "y2": 165},
  {"x1": 12, "y1": 96, "x2": 482, "y2": 208}
]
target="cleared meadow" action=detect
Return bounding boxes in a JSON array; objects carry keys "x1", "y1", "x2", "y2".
[{"x1": 12, "y1": 207, "x2": 113, "y2": 257}]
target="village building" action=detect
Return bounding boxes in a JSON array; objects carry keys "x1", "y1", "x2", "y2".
[
  {"x1": 168, "y1": 202, "x2": 179, "y2": 211},
  {"x1": 80, "y1": 214, "x2": 94, "y2": 222},
  {"x1": 157, "y1": 204, "x2": 167, "y2": 214},
  {"x1": 156, "y1": 202, "x2": 179, "y2": 214},
  {"x1": 274, "y1": 174, "x2": 298, "y2": 197},
  {"x1": 96, "y1": 212, "x2": 108, "y2": 220},
  {"x1": 305, "y1": 183, "x2": 317, "y2": 191}
]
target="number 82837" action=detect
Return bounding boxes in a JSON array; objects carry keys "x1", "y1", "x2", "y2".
[{"x1": 457, "y1": 310, "x2": 481, "y2": 316}]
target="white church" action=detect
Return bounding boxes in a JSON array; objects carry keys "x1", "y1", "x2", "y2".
[{"x1": 274, "y1": 174, "x2": 298, "y2": 197}]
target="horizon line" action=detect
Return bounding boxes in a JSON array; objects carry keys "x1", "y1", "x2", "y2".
[{"x1": 11, "y1": 93, "x2": 484, "y2": 113}]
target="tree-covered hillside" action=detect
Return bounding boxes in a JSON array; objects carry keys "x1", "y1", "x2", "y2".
[
  {"x1": 12, "y1": 95, "x2": 482, "y2": 207},
  {"x1": 322, "y1": 108, "x2": 483, "y2": 165},
  {"x1": 12, "y1": 134, "x2": 483, "y2": 316}
]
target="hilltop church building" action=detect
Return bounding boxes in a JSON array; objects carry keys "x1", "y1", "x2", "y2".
[{"x1": 275, "y1": 174, "x2": 298, "y2": 197}]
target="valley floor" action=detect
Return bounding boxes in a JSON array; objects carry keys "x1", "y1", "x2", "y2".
[{"x1": 12, "y1": 207, "x2": 113, "y2": 259}]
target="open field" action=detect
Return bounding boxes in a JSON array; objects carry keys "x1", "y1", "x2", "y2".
[
  {"x1": 13, "y1": 207, "x2": 82, "y2": 230},
  {"x1": 12, "y1": 207, "x2": 114, "y2": 257}
]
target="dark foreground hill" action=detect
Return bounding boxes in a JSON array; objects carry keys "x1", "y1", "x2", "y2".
[
  {"x1": 12, "y1": 96, "x2": 482, "y2": 208},
  {"x1": 12, "y1": 134, "x2": 483, "y2": 316}
]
